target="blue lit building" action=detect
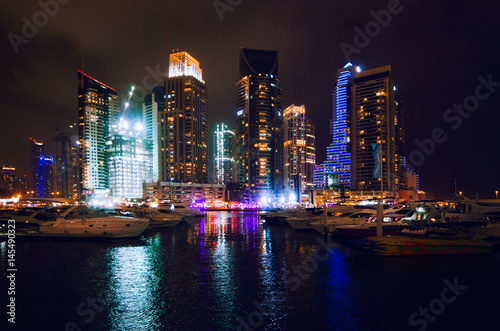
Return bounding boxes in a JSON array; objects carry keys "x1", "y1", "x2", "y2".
[
  {"x1": 29, "y1": 138, "x2": 53, "y2": 198},
  {"x1": 315, "y1": 63, "x2": 355, "y2": 189}
]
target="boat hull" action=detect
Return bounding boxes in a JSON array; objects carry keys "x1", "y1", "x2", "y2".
[
  {"x1": 346, "y1": 235, "x2": 494, "y2": 256},
  {"x1": 39, "y1": 217, "x2": 149, "y2": 238},
  {"x1": 336, "y1": 225, "x2": 403, "y2": 238}
]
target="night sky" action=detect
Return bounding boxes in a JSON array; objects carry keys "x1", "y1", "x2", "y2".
[{"x1": 1, "y1": 0, "x2": 500, "y2": 199}]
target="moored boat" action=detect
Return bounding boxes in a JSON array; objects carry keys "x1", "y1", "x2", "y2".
[
  {"x1": 345, "y1": 234, "x2": 494, "y2": 256},
  {"x1": 33, "y1": 205, "x2": 150, "y2": 238}
]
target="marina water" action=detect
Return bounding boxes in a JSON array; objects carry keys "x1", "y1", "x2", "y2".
[{"x1": 1, "y1": 211, "x2": 499, "y2": 330}]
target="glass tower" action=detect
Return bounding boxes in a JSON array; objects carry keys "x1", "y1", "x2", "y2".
[
  {"x1": 78, "y1": 70, "x2": 118, "y2": 200},
  {"x1": 235, "y1": 48, "x2": 282, "y2": 201},
  {"x1": 213, "y1": 123, "x2": 235, "y2": 185}
]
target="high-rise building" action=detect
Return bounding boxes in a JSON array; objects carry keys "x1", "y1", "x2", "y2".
[
  {"x1": 283, "y1": 105, "x2": 315, "y2": 194},
  {"x1": 143, "y1": 85, "x2": 166, "y2": 183},
  {"x1": 108, "y1": 119, "x2": 150, "y2": 200},
  {"x1": 53, "y1": 133, "x2": 79, "y2": 199},
  {"x1": 161, "y1": 51, "x2": 208, "y2": 184},
  {"x1": 351, "y1": 65, "x2": 397, "y2": 192},
  {"x1": 305, "y1": 119, "x2": 316, "y2": 191},
  {"x1": 1, "y1": 166, "x2": 17, "y2": 195},
  {"x1": 316, "y1": 63, "x2": 405, "y2": 193},
  {"x1": 316, "y1": 64, "x2": 355, "y2": 189},
  {"x1": 29, "y1": 138, "x2": 52, "y2": 198},
  {"x1": 213, "y1": 123, "x2": 235, "y2": 185},
  {"x1": 235, "y1": 48, "x2": 282, "y2": 201},
  {"x1": 78, "y1": 70, "x2": 119, "y2": 200},
  {"x1": 30, "y1": 138, "x2": 45, "y2": 197}
]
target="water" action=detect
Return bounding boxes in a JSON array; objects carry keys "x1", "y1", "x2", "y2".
[{"x1": 1, "y1": 211, "x2": 499, "y2": 331}]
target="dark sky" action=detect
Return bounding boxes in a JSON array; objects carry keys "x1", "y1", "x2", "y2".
[{"x1": 1, "y1": 0, "x2": 500, "y2": 199}]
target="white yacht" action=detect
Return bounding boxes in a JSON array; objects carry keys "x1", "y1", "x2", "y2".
[
  {"x1": 285, "y1": 205, "x2": 357, "y2": 230},
  {"x1": 309, "y1": 209, "x2": 377, "y2": 233},
  {"x1": 124, "y1": 207, "x2": 186, "y2": 228},
  {"x1": 37, "y1": 206, "x2": 149, "y2": 238}
]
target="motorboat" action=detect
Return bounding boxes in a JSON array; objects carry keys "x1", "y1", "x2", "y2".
[
  {"x1": 285, "y1": 205, "x2": 358, "y2": 230},
  {"x1": 34, "y1": 205, "x2": 149, "y2": 238},
  {"x1": 335, "y1": 214, "x2": 408, "y2": 238},
  {"x1": 120, "y1": 207, "x2": 185, "y2": 228},
  {"x1": 261, "y1": 208, "x2": 301, "y2": 223},
  {"x1": 309, "y1": 209, "x2": 378, "y2": 234},
  {"x1": 160, "y1": 200, "x2": 203, "y2": 218},
  {"x1": 345, "y1": 233, "x2": 494, "y2": 256}
]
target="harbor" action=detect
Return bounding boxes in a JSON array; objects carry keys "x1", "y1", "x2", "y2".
[{"x1": 1, "y1": 210, "x2": 499, "y2": 330}]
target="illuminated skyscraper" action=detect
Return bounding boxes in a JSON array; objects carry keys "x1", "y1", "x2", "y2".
[
  {"x1": 52, "y1": 133, "x2": 79, "y2": 199},
  {"x1": 351, "y1": 65, "x2": 397, "y2": 192},
  {"x1": 78, "y1": 70, "x2": 119, "y2": 200},
  {"x1": 235, "y1": 48, "x2": 282, "y2": 201},
  {"x1": 143, "y1": 85, "x2": 165, "y2": 182},
  {"x1": 108, "y1": 119, "x2": 150, "y2": 200},
  {"x1": 317, "y1": 64, "x2": 355, "y2": 189},
  {"x1": 316, "y1": 64, "x2": 403, "y2": 193},
  {"x1": 29, "y1": 138, "x2": 52, "y2": 198},
  {"x1": 1, "y1": 166, "x2": 17, "y2": 195},
  {"x1": 283, "y1": 105, "x2": 315, "y2": 194},
  {"x1": 161, "y1": 51, "x2": 208, "y2": 184},
  {"x1": 213, "y1": 123, "x2": 235, "y2": 185}
]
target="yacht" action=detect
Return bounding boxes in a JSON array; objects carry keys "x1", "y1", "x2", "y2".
[
  {"x1": 35, "y1": 205, "x2": 149, "y2": 238},
  {"x1": 121, "y1": 207, "x2": 185, "y2": 228},
  {"x1": 285, "y1": 205, "x2": 357, "y2": 230},
  {"x1": 335, "y1": 213, "x2": 409, "y2": 238},
  {"x1": 309, "y1": 209, "x2": 378, "y2": 234}
]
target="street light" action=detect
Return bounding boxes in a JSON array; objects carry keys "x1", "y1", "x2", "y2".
[{"x1": 496, "y1": 191, "x2": 498, "y2": 199}]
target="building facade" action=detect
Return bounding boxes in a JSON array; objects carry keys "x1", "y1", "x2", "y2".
[
  {"x1": 351, "y1": 65, "x2": 397, "y2": 192},
  {"x1": 213, "y1": 123, "x2": 235, "y2": 185},
  {"x1": 52, "y1": 133, "x2": 79, "y2": 199},
  {"x1": 143, "y1": 85, "x2": 165, "y2": 183},
  {"x1": 107, "y1": 120, "x2": 150, "y2": 200},
  {"x1": 235, "y1": 48, "x2": 282, "y2": 201},
  {"x1": 283, "y1": 105, "x2": 315, "y2": 195},
  {"x1": 78, "y1": 70, "x2": 119, "y2": 200},
  {"x1": 30, "y1": 138, "x2": 46, "y2": 197},
  {"x1": 161, "y1": 52, "x2": 208, "y2": 184},
  {"x1": 1, "y1": 166, "x2": 17, "y2": 196},
  {"x1": 316, "y1": 64, "x2": 406, "y2": 193},
  {"x1": 144, "y1": 182, "x2": 225, "y2": 202}
]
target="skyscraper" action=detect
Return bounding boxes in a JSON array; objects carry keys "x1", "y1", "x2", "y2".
[
  {"x1": 108, "y1": 119, "x2": 150, "y2": 200},
  {"x1": 78, "y1": 70, "x2": 119, "y2": 200},
  {"x1": 213, "y1": 123, "x2": 235, "y2": 185},
  {"x1": 29, "y1": 138, "x2": 52, "y2": 198},
  {"x1": 161, "y1": 51, "x2": 208, "y2": 184},
  {"x1": 235, "y1": 48, "x2": 282, "y2": 201},
  {"x1": 143, "y1": 85, "x2": 166, "y2": 183},
  {"x1": 52, "y1": 133, "x2": 79, "y2": 199},
  {"x1": 316, "y1": 63, "x2": 404, "y2": 194},
  {"x1": 1, "y1": 166, "x2": 17, "y2": 196},
  {"x1": 351, "y1": 65, "x2": 396, "y2": 192},
  {"x1": 283, "y1": 105, "x2": 315, "y2": 194},
  {"x1": 30, "y1": 138, "x2": 44, "y2": 197}
]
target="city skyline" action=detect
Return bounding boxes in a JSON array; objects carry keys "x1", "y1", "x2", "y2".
[{"x1": 2, "y1": 1, "x2": 500, "y2": 199}]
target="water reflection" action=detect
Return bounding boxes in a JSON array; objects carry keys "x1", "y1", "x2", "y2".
[{"x1": 106, "y1": 241, "x2": 164, "y2": 330}]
